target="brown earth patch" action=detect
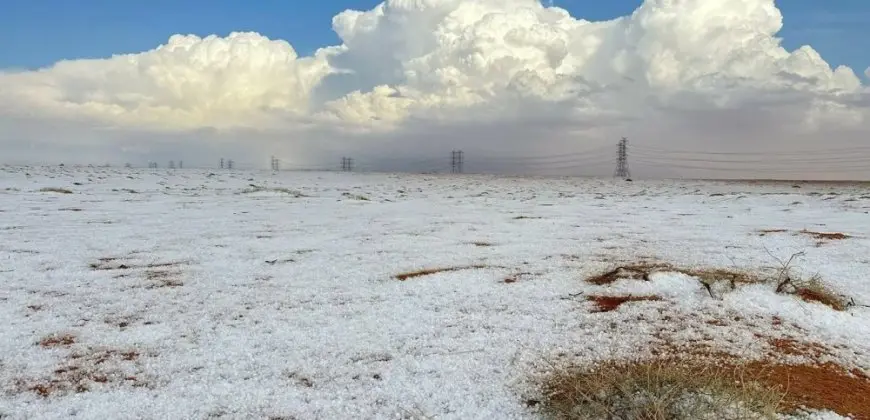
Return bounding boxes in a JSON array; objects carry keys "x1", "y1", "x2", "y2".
[
  {"x1": 23, "y1": 348, "x2": 148, "y2": 397},
  {"x1": 800, "y1": 230, "x2": 851, "y2": 240},
  {"x1": 143, "y1": 270, "x2": 184, "y2": 288},
  {"x1": 38, "y1": 334, "x2": 76, "y2": 348},
  {"x1": 587, "y1": 295, "x2": 661, "y2": 313},
  {"x1": 395, "y1": 265, "x2": 490, "y2": 281}
]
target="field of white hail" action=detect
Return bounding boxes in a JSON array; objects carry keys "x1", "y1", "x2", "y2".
[{"x1": 1, "y1": 166, "x2": 869, "y2": 419}]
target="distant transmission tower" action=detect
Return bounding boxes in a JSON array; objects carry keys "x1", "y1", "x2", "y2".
[
  {"x1": 614, "y1": 137, "x2": 631, "y2": 179},
  {"x1": 271, "y1": 155, "x2": 280, "y2": 171},
  {"x1": 451, "y1": 150, "x2": 464, "y2": 173},
  {"x1": 227, "y1": 159, "x2": 234, "y2": 170},
  {"x1": 341, "y1": 157, "x2": 354, "y2": 172},
  {"x1": 220, "y1": 158, "x2": 225, "y2": 169},
  {"x1": 169, "y1": 160, "x2": 175, "y2": 169}
]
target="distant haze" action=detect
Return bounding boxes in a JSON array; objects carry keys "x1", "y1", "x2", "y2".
[{"x1": 1, "y1": 0, "x2": 869, "y2": 180}]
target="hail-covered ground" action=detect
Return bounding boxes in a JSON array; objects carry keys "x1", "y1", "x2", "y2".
[{"x1": 1, "y1": 166, "x2": 869, "y2": 419}]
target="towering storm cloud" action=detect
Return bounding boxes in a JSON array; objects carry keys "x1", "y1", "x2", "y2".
[{"x1": 1, "y1": 0, "x2": 868, "y2": 177}]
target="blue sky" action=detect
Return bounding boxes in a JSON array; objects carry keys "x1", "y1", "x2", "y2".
[{"x1": 1, "y1": 0, "x2": 867, "y2": 78}]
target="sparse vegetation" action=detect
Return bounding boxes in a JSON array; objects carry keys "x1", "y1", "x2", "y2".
[
  {"x1": 585, "y1": 252, "x2": 852, "y2": 310},
  {"x1": 585, "y1": 263, "x2": 671, "y2": 285},
  {"x1": 538, "y1": 360, "x2": 783, "y2": 420},
  {"x1": 794, "y1": 276, "x2": 849, "y2": 311},
  {"x1": 38, "y1": 187, "x2": 73, "y2": 194}
]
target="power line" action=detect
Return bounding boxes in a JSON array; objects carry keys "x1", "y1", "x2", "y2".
[{"x1": 633, "y1": 144, "x2": 870, "y2": 157}]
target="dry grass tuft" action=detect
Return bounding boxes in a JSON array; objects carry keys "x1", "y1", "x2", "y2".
[
  {"x1": 470, "y1": 241, "x2": 495, "y2": 247},
  {"x1": 539, "y1": 360, "x2": 784, "y2": 420},
  {"x1": 799, "y1": 230, "x2": 850, "y2": 240},
  {"x1": 587, "y1": 295, "x2": 661, "y2": 313},
  {"x1": 395, "y1": 265, "x2": 490, "y2": 281},
  {"x1": 793, "y1": 277, "x2": 848, "y2": 311},
  {"x1": 585, "y1": 264, "x2": 757, "y2": 289},
  {"x1": 683, "y1": 268, "x2": 761, "y2": 286},
  {"x1": 538, "y1": 355, "x2": 870, "y2": 419},
  {"x1": 585, "y1": 264, "x2": 672, "y2": 285},
  {"x1": 38, "y1": 187, "x2": 73, "y2": 194}
]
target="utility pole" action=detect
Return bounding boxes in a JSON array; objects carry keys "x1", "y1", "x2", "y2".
[
  {"x1": 451, "y1": 150, "x2": 464, "y2": 173},
  {"x1": 614, "y1": 137, "x2": 631, "y2": 179}
]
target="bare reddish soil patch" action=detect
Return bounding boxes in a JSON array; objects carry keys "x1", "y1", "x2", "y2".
[
  {"x1": 800, "y1": 230, "x2": 851, "y2": 240},
  {"x1": 395, "y1": 265, "x2": 490, "y2": 281},
  {"x1": 22, "y1": 347, "x2": 148, "y2": 398},
  {"x1": 587, "y1": 295, "x2": 661, "y2": 313},
  {"x1": 38, "y1": 334, "x2": 76, "y2": 348},
  {"x1": 751, "y1": 362, "x2": 870, "y2": 418}
]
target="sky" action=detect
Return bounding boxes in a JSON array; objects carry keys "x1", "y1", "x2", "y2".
[{"x1": 1, "y1": 0, "x2": 869, "y2": 179}]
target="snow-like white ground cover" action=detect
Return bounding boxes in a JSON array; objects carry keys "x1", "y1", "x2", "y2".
[{"x1": 1, "y1": 166, "x2": 869, "y2": 419}]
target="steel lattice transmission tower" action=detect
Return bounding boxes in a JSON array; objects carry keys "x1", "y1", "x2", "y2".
[
  {"x1": 614, "y1": 137, "x2": 631, "y2": 179},
  {"x1": 341, "y1": 157, "x2": 354, "y2": 172},
  {"x1": 451, "y1": 150, "x2": 464, "y2": 174}
]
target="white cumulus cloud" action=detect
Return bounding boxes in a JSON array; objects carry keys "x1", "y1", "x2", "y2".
[{"x1": 1, "y1": 0, "x2": 869, "y2": 178}]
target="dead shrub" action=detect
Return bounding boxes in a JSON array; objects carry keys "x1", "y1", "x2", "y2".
[{"x1": 539, "y1": 360, "x2": 783, "y2": 419}]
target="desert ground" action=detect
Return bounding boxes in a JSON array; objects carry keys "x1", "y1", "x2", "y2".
[{"x1": 1, "y1": 166, "x2": 869, "y2": 419}]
